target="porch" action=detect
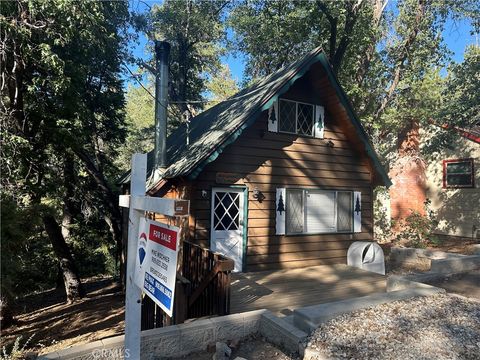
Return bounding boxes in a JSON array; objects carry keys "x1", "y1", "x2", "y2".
[{"x1": 230, "y1": 264, "x2": 386, "y2": 316}]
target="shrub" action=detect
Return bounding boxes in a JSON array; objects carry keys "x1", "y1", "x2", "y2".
[
  {"x1": 394, "y1": 199, "x2": 440, "y2": 248},
  {"x1": 0, "y1": 335, "x2": 34, "y2": 360}
]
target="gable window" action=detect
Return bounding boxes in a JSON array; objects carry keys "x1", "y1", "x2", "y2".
[
  {"x1": 443, "y1": 158, "x2": 474, "y2": 188},
  {"x1": 285, "y1": 189, "x2": 353, "y2": 234},
  {"x1": 279, "y1": 99, "x2": 314, "y2": 136}
]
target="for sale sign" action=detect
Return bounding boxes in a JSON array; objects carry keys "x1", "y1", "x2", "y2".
[{"x1": 135, "y1": 218, "x2": 179, "y2": 317}]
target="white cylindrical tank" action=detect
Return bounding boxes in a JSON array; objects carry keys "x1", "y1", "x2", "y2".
[{"x1": 347, "y1": 241, "x2": 385, "y2": 275}]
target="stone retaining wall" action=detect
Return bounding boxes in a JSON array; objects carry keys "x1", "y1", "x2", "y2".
[
  {"x1": 39, "y1": 309, "x2": 308, "y2": 360},
  {"x1": 390, "y1": 247, "x2": 480, "y2": 273}
]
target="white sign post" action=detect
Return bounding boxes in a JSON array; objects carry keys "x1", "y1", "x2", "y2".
[{"x1": 119, "y1": 153, "x2": 189, "y2": 360}]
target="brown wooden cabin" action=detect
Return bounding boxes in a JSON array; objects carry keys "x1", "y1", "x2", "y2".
[{"x1": 120, "y1": 46, "x2": 391, "y2": 274}]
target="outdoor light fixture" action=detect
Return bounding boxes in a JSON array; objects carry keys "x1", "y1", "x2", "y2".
[
  {"x1": 252, "y1": 187, "x2": 265, "y2": 202},
  {"x1": 201, "y1": 190, "x2": 208, "y2": 199}
]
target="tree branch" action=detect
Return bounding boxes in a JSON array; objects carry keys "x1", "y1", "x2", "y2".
[
  {"x1": 374, "y1": 0, "x2": 426, "y2": 120},
  {"x1": 317, "y1": 1, "x2": 338, "y2": 62},
  {"x1": 331, "y1": 0, "x2": 366, "y2": 72}
]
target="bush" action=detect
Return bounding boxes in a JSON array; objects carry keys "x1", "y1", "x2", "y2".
[
  {"x1": 0, "y1": 335, "x2": 34, "y2": 360},
  {"x1": 394, "y1": 199, "x2": 440, "y2": 248}
]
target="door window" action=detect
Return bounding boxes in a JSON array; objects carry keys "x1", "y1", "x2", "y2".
[{"x1": 213, "y1": 192, "x2": 240, "y2": 231}]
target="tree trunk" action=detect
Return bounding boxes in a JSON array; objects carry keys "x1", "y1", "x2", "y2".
[
  {"x1": 73, "y1": 149, "x2": 125, "y2": 286},
  {"x1": 43, "y1": 214, "x2": 85, "y2": 303},
  {"x1": 354, "y1": 0, "x2": 388, "y2": 86},
  {"x1": 0, "y1": 295, "x2": 15, "y2": 329}
]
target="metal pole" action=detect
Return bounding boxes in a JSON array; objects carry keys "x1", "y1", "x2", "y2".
[{"x1": 154, "y1": 41, "x2": 170, "y2": 180}]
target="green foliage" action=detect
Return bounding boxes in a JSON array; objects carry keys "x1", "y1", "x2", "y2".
[
  {"x1": 205, "y1": 64, "x2": 239, "y2": 107},
  {"x1": 1, "y1": 0, "x2": 130, "y2": 299},
  {"x1": 145, "y1": 0, "x2": 228, "y2": 126},
  {"x1": 421, "y1": 44, "x2": 480, "y2": 156},
  {"x1": 0, "y1": 195, "x2": 115, "y2": 299},
  {"x1": 0, "y1": 335, "x2": 34, "y2": 360},
  {"x1": 115, "y1": 84, "x2": 155, "y2": 171},
  {"x1": 373, "y1": 187, "x2": 393, "y2": 243},
  {"x1": 228, "y1": 0, "x2": 479, "y2": 152},
  {"x1": 439, "y1": 44, "x2": 480, "y2": 128},
  {"x1": 0, "y1": 197, "x2": 53, "y2": 299},
  {"x1": 393, "y1": 200, "x2": 440, "y2": 248}
]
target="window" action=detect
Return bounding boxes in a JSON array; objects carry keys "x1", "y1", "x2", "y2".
[
  {"x1": 443, "y1": 159, "x2": 474, "y2": 188},
  {"x1": 279, "y1": 99, "x2": 314, "y2": 136},
  {"x1": 285, "y1": 189, "x2": 353, "y2": 234}
]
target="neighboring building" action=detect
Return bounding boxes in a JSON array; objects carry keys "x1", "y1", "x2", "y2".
[
  {"x1": 425, "y1": 125, "x2": 480, "y2": 240},
  {"x1": 121, "y1": 47, "x2": 390, "y2": 272},
  {"x1": 388, "y1": 122, "x2": 480, "y2": 241}
]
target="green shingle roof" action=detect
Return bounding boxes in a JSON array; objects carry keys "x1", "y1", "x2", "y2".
[{"x1": 119, "y1": 47, "x2": 391, "y2": 188}]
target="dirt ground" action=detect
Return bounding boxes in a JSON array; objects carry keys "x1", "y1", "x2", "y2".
[
  {"x1": 425, "y1": 270, "x2": 480, "y2": 299},
  {"x1": 382, "y1": 238, "x2": 479, "y2": 274},
  {"x1": 173, "y1": 337, "x2": 298, "y2": 360},
  {"x1": 0, "y1": 277, "x2": 125, "y2": 356},
  {"x1": 381, "y1": 237, "x2": 479, "y2": 257}
]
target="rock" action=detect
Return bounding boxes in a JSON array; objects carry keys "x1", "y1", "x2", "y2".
[
  {"x1": 25, "y1": 352, "x2": 38, "y2": 360},
  {"x1": 207, "y1": 342, "x2": 217, "y2": 353},
  {"x1": 229, "y1": 338, "x2": 240, "y2": 349},
  {"x1": 214, "y1": 341, "x2": 232, "y2": 360}
]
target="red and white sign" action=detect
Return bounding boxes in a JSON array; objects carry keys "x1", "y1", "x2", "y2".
[{"x1": 135, "y1": 218, "x2": 179, "y2": 316}]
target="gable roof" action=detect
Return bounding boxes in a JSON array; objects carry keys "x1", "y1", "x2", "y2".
[
  {"x1": 119, "y1": 47, "x2": 391, "y2": 189},
  {"x1": 433, "y1": 122, "x2": 480, "y2": 144}
]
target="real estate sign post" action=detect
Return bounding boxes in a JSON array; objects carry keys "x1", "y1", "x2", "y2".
[{"x1": 119, "y1": 153, "x2": 189, "y2": 359}]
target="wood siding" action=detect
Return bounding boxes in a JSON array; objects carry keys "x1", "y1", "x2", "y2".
[{"x1": 159, "y1": 66, "x2": 376, "y2": 271}]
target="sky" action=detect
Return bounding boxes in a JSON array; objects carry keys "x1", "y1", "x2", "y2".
[{"x1": 128, "y1": 0, "x2": 478, "y2": 83}]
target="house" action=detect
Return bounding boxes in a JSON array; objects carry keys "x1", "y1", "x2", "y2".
[
  {"x1": 425, "y1": 125, "x2": 480, "y2": 239},
  {"x1": 120, "y1": 46, "x2": 391, "y2": 272},
  {"x1": 388, "y1": 122, "x2": 480, "y2": 241}
]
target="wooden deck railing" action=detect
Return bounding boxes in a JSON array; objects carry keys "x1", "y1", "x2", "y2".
[{"x1": 141, "y1": 240, "x2": 234, "y2": 330}]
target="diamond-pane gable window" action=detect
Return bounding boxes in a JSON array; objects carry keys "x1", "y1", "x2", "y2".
[
  {"x1": 279, "y1": 100, "x2": 296, "y2": 133},
  {"x1": 297, "y1": 103, "x2": 314, "y2": 136},
  {"x1": 279, "y1": 99, "x2": 314, "y2": 136}
]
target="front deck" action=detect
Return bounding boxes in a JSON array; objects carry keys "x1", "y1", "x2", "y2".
[{"x1": 230, "y1": 264, "x2": 386, "y2": 316}]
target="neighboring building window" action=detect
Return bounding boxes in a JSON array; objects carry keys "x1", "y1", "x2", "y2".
[
  {"x1": 278, "y1": 99, "x2": 314, "y2": 136},
  {"x1": 443, "y1": 158, "x2": 474, "y2": 188},
  {"x1": 285, "y1": 189, "x2": 353, "y2": 234}
]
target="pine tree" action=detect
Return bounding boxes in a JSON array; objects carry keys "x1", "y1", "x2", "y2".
[
  {"x1": 355, "y1": 195, "x2": 361, "y2": 215},
  {"x1": 277, "y1": 194, "x2": 285, "y2": 214}
]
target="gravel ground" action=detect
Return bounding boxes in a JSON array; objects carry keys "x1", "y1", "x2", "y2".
[{"x1": 305, "y1": 294, "x2": 480, "y2": 360}]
